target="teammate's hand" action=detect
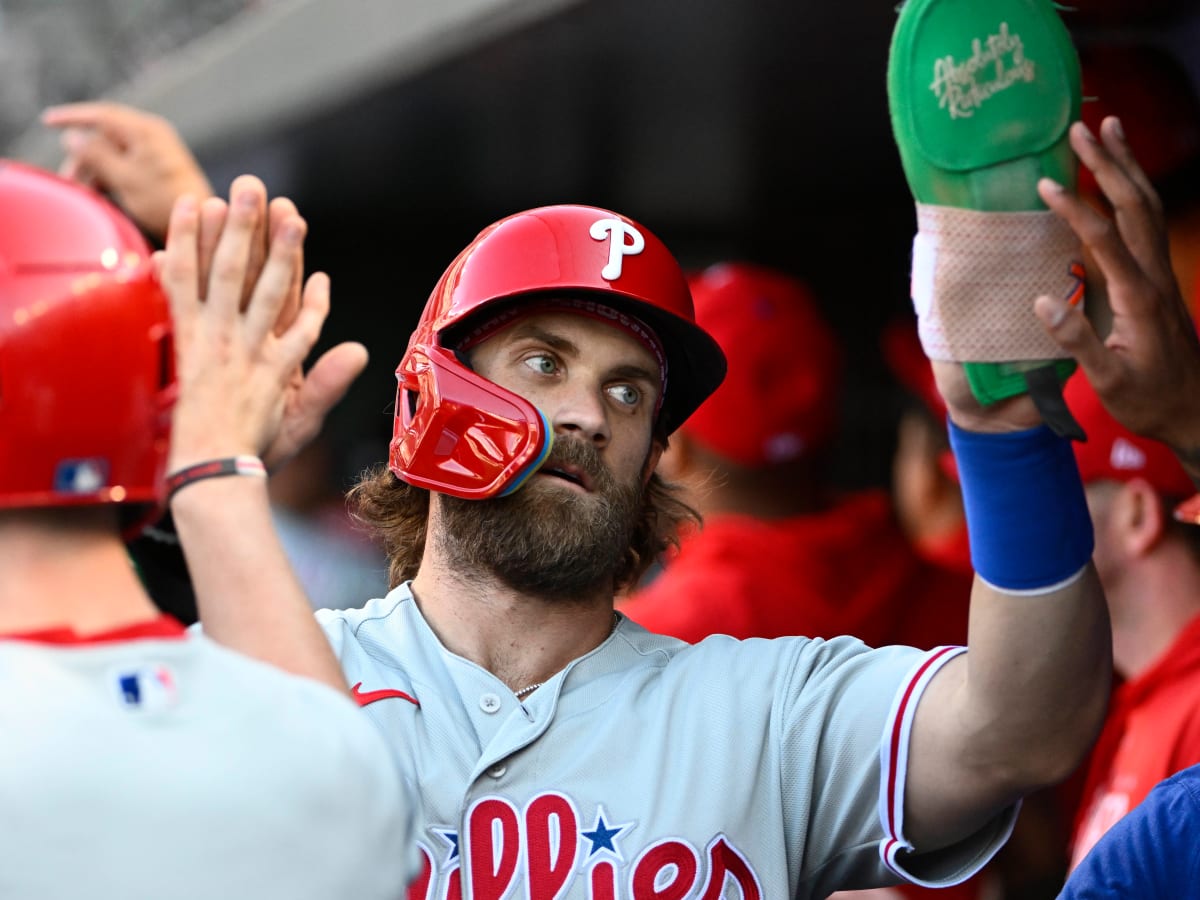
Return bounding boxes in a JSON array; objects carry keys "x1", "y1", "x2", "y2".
[
  {"x1": 43, "y1": 101, "x2": 214, "y2": 243},
  {"x1": 1034, "y1": 117, "x2": 1200, "y2": 471},
  {"x1": 160, "y1": 176, "x2": 367, "y2": 473}
]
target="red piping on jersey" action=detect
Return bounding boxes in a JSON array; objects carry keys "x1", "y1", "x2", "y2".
[
  {"x1": 0, "y1": 614, "x2": 187, "y2": 645},
  {"x1": 351, "y1": 681, "x2": 420, "y2": 708},
  {"x1": 885, "y1": 646, "x2": 959, "y2": 843}
]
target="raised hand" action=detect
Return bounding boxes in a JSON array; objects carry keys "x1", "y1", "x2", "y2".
[
  {"x1": 160, "y1": 176, "x2": 367, "y2": 474},
  {"x1": 1035, "y1": 116, "x2": 1200, "y2": 482},
  {"x1": 44, "y1": 101, "x2": 213, "y2": 242}
]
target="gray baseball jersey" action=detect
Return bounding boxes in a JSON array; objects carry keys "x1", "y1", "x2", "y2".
[
  {"x1": 318, "y1": 586, "x2": 1017, "y2": 898},
  {"x1": 0, "y1": 617, "x2": 419, "y2": 900}
]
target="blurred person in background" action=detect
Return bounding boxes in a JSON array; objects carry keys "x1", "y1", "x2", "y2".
[
  {"x1": 269, "y1": 434, "x2": 389, "y2": 609},
  {"x1": 1063, "y1": 370, "x2": 1200, "y2": 872},
  {"x1": 619, "y1": 263, "x2": 972, "y2": 656},
  {"x1": 881, "y1": 318, "x2": 971, "y2": 578}
]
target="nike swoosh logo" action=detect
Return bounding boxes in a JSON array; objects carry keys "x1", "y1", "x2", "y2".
[{"x1": 351, "y1": 681, "x2": 420, "y2": 708}]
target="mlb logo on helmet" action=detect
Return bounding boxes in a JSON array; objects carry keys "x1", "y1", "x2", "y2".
[
  {"x1": 113, "y1": 664, "x2": 178, "y2": 712},
  {"x1": 53, "y1": 458, "x2": 109, "y2": 495}
]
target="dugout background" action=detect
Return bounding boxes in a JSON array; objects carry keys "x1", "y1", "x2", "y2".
[{"x1": 4, "y1": 0, "x2": 1199, "y2": 492}]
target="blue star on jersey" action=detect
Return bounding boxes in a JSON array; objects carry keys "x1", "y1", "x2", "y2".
[
  {"x1": 582, "y1": 807, "x2": 632, "y2": 859},
  {"x1": 434, "y1": 828, "x2": 459, "y2": 863}
]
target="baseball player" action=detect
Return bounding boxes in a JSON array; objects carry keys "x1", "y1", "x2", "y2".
[
  {"x1": 300, "y1": 176, "x2": 1110, "y2": 894},
  {"x1": 308, "y1": 91, "x2": 1187, "y2": 899},
  {"x1": 0, "y1": 161, "x2": 417, "y2": 899}
]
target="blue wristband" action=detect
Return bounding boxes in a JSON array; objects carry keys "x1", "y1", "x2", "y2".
[{"x1": 948, "y1": 420, "x2": 1093, "y2": 592}]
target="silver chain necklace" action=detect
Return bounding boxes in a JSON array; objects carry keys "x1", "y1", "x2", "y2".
[{"x1": 510, "y1": 613, "x2": 619, "y2": 700}]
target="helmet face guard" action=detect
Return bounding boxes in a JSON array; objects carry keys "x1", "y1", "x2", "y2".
[
  {"x1": 392, "y1": 344, "x2": 551, "y2": 499},
  {"x1": 389, "y1": 205, "x2": 726, "y2": 500},
  {"x1": 0, "y1": 161, "x2": 175, "y2": 516}
]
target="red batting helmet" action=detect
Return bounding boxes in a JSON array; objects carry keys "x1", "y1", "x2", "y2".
[
  {"x1": 682, "y1": 263, "x2": 842, "y2": 466},
  {"x1": 390, "y1": 204, "x2": 727, "y2": 499},
  {"x1": 0, "y1": 161, "x2": 174, "y2": 512}
]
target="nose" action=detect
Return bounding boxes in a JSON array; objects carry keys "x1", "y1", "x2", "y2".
[{"x1": 551, "y1": 383, "x2": 610, "y2": 447}]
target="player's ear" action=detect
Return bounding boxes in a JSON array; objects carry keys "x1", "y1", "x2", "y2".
[{"x1": 1122, "y1": 478, "x2": 1168, "y2": 557}]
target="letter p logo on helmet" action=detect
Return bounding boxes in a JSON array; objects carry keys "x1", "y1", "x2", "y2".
[{"x1": 590, "y1": 218, "x2": 645, "y2": 281}]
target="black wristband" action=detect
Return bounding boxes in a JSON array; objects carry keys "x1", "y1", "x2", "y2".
[{"x1": 165, "y1": 456, "x2": 266, "y2": 503}]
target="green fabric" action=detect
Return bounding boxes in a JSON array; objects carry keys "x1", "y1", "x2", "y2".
[{"x1": 887, "y1": 0, "x2": 1081, "y2": 403}]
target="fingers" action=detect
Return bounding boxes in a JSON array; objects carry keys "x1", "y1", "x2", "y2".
[
  {"x1": 273, "y1": 270, "x2": 331, "y2": 373},
  {"x1": 236, "y1": 194, "x2": 283, "y2": 314},
  {"x1": 160, "y1": 196, "x2": 202, "y2": 334},
  {"x1": 57, "y1": 128, "x2": 130, "y2": 187},
  {"x1": 1070, "y1": 120, "x2": 1147, "y2": 214},
  {"x1": 1038, "y1": 176, "x2": 1149, "y2": 310},
  {"x1": 1095, "y1": 117, "x2": 1161, "y2": 218},
  {"x1": 268, "y1": 197, "x2": 304, "y2": 333},
  {"x1": 290, "y1": 337, "x2": 370, "y2": 450},
  {"x1": 45, "y1": 102, "x2": 140, "y2": 189},
  {"x1": 196, "y1": 198, "x2": 229, "y2": 300},
  {"x1": 260, "y1": 337, "x2": 369, "y2": 472},
  {"x1": 1033, "y1": 293, "x2": 1117, "y2": 391},
  {"x1": 206, "y1": 176, "x2": 267, "y2": 320},
  {"x1": 304, "y1": 339, "x2": 371, "y2": 421},
  {"x1": 1070, "y1": 118, "x2": 1172, "y2": 292},
  {"x1": 244, "y1": 217, "x2": 308, "y2": 346},
  {"x1": 42, "y1": 101, "x2": 141, "y2": 147}
]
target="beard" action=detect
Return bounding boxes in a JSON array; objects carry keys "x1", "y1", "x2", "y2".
[{"x1": 434, "y1": 437, "x2": 646, "y2": 602}]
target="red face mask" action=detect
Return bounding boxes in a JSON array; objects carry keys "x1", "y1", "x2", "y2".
[{"x1": 391, "y1": 344, "x2": 552, "y2": 499}]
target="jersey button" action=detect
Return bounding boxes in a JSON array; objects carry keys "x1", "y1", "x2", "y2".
[
  {"x1": 479, "y1": 693, "x2": 502, "y2": 714},
  {"x1": 487, "y1": 764, "x2": 507, "y2": 779}
]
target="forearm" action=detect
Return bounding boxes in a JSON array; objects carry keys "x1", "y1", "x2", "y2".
[
  {"x1": 905, "y1": 569, "x2": 1110, "y2": 851},
  {"x1": 949, "y1": 414, "x2": 1110, "y2": 778},
  {"x1": 169, "y1": 475, "x2": 347, "y2": 691},
  {"x1": 963, "y1": 566, "x2": 1110, "y2": 780},
  {"x1": 905, "y1": 401, "x2": 1111, "y2": 849}
]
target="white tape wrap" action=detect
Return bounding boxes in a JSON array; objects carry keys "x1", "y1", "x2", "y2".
[{"x1": 911, "y1": 204, "x2": 1083, "y2": 362}]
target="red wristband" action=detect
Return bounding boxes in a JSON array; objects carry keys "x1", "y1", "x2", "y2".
[{"x1": 165, "y1": 456, "x2": 267, "y2": 503}]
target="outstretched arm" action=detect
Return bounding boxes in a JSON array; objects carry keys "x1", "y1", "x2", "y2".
[
  {"x1": 898, "y1": 127, "x2": 1146, "y2": 853},
  {"x1": 161, "y1": 176, "x2": 367, "y2": 689},
  {"x1": 900, "y1": 369, "x2": 1110, "y2": 852}
]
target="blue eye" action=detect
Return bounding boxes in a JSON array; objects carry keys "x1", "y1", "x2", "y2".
[
  {"x1": 608, "y1": 384, "x2": 640, "y2": 407},
  {"x1": 524, "y1": 354, "x2": 557, "y2": 375}
]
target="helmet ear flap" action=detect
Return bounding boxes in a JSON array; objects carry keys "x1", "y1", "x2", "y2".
[{"x1": 389, "y1": 346, "x2": 552, "y2": 499}]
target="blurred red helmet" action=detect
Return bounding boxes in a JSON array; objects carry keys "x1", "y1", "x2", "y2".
[
  {"x1": 390, "y1": 204, "x2": 726, "y2": 499},
  {"x1": 683, "y1": 263, "x2": 842, "y2": 466},
  {"x1": 0, "y1": 161, "x2": 174, "y2": 513},
  {"x1": 1065, "y1": 369, "x2": 1195, "y2": 500}
]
